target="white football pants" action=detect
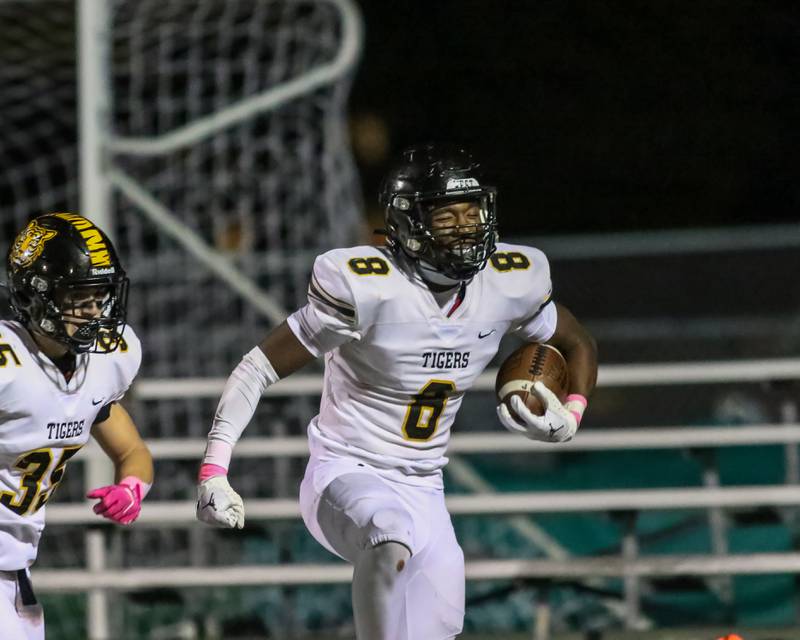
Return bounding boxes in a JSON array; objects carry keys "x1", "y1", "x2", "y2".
[
  {"x1": 300, "y1": 454, "x2": 465, "y2": 640},
  {"x1": 0, "y1": 569, "x2": 44, "y2": 640}
]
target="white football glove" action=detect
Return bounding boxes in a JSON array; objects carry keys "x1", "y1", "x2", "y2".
[
  {"x1": 196, "y1": 475, "x2": 245, "y2": 529},
  {"x1": 497, "y1": 381, "x2": 579, "y2": 443}
]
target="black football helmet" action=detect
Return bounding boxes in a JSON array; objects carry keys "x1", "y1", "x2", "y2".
[
  {"x1": 6, "y1": 213, "x2": 129, "y2": 353},
  {"x1": 380, "y1": 143, "x2": 497, "y2": 281}
]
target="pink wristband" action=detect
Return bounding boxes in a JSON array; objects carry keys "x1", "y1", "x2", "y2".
[
  {"x1": 198, "y1": 463, "x2": 228, "y2": 483},
  {"x1": 565, "y1": 394, "x2": 589, "y2": 426},
  {"x1": 566, "y1": 394, "x2": 588, "y2": 408}
]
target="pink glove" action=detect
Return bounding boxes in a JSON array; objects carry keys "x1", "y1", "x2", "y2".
[{"x1": 87, "y1": 476, "x2": 150, "y2": 525}]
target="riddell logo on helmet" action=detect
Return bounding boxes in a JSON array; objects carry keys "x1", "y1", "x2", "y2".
[
  {"x1": 91, "y1": 267, "x2": 116, "y2": 275},
  {"x1": 446, "y1": 177, "x2": 479, "y2": 191},
  {"x1": 10, "y1": 220, "x2": 58, "y2": 268},
  {"x1": 54, "y1": 213, "x2": 112, "y2": 267}
]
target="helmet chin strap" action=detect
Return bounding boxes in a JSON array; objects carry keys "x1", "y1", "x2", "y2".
[{"x1": 416, "y1": 260, "x2": 464, "y2": 289}]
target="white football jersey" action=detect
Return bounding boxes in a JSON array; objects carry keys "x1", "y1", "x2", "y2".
[
  {"x1": 287, "y1": 242, "x2": 555, "y2": 487},
  {"x1": 0, "y1": 321, "x2": 141, "y2": 570}
]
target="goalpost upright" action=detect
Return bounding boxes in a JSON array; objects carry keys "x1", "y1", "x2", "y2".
[{"x1": 77, "y1": 0, "x2": 113, "y2": 233}]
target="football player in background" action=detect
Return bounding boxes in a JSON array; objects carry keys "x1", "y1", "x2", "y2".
[
  {"x1": 0, "y1": 214, "x2": 153, "y2": 639},
  {"x1": 196, "y1": 144, "x2": 597, "y2": 639}
]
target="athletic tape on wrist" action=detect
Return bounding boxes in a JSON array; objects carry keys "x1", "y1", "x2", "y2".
[{"x1": 564, "y1": 393, "x2": 588, "y2": 425}]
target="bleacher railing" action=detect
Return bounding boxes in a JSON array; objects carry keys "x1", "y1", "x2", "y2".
[{"x1": 44, "y1": 358, "x2": 800, "y2": 639}]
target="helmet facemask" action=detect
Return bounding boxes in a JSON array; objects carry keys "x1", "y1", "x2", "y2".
[
  {"x1": 56, "y1": 279, "x2": 129, "y2": 353},
  {"x1": 388, "y1": 190, "x2": 498, "y2": 281},
  {"x1": 16, "y1": 274, "x2": 129, "y2": 354}
]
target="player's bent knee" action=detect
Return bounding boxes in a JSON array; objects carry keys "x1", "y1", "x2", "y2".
[
  {"x1": 357, "y1": 541, "x2": 411, "y2": 588},
  {"x1": 373, "y1": 540, "x2": 410, "y2": 567}
]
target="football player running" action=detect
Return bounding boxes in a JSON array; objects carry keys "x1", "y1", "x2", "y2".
[
  {"x1": 196, "y1": 144, "x2": 597, "y2": 639},
  {"x1": 0, "y1": 214, "x2": 153, "y2": 639}
]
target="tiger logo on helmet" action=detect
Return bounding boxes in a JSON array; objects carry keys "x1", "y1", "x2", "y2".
[{"x1": 9, "y1": 219, "x2": 58, "y2": 269}]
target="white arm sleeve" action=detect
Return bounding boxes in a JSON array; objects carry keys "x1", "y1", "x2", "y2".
[{"x1": 203, "y1": 346, "x2": 280, "y2": 469}]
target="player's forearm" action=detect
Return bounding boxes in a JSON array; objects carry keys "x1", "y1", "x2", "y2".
[
  {"x1": 91, "y1": 404, "x2": 154, "y2": 485},
  {"x1": 113, "y1": 443, "x2": 154, "y2": 484},
  {"x1": 561, "y1": 336, "x2": 598, "y2": 398},
  {"x1": 548, "y1": 303, "x2": 598, "y2": 398},
  {"x1": 203, "y1": 346, "x2": 280, "y2": 469}
]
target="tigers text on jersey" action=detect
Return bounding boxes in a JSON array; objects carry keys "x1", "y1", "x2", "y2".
[
  {"x1": 0, "y1": 321, "x2": 141, "y2": 570},
  {"x1": 287, "y1": 243, "x2": 556, "y2": 486}
]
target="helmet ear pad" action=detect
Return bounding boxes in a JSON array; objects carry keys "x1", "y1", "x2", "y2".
[
  {"x1": 8, "y1": 273, "x2": 39, "y2": 324},
  {"x1": 385, "y1": 206, "x2": 429, "y2": 256},
  {"x1": 27, "y1": 296, "x2": 47, "y2": 329}
]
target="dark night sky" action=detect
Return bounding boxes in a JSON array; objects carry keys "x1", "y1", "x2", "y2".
[{"x1": 350, "y1": 1, "x2": 798, "y2": 236}]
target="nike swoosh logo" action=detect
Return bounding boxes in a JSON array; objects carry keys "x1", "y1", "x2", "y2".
[
  {"x1": 91, "y1": 398, "x2": 104, "y2": 406},
  {"x1": 478, "y1": 329, "x2": 496, "y2": 339},
  {"x1": 548, "y1": 424, "x2": 564, "y2": 438}
]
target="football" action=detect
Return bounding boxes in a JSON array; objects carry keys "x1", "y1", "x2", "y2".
[{"x1": 495, "y1": 342, "x2": 570, "y2": 418}]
